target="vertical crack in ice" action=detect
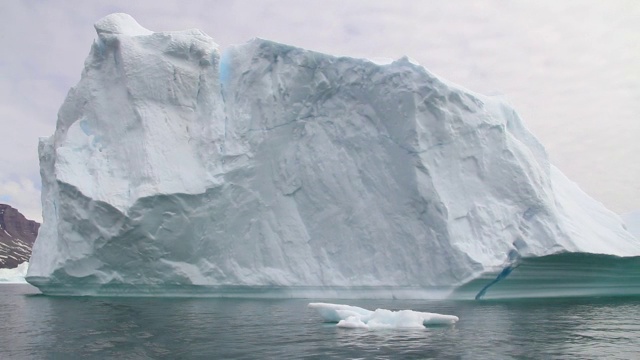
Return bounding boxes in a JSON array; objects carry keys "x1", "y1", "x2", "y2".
[
  {"x1": 475, "y1": 248, "x2": 521, "y2": 300},
  {"x1": 218, "y1": 49, "x2": 231, "y2": 163}
]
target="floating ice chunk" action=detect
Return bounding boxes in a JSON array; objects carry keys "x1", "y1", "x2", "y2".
[
  {"x1": 308, "y1": 302, "x2": 458, "y2": 329},
  {"x1": 308, "y1": 302, "x2": 373, "y2": 322},
  {"x1": 337, "y1": 316, "x2": 369, "y2": 329},
  {"x1": 0, "y1": 262, "x2": 29, "y2": 284}
]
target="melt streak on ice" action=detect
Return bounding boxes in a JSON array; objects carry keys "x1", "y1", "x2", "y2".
[{"x1": 26, "y1": 13, "x2": 640, "y2": 297}]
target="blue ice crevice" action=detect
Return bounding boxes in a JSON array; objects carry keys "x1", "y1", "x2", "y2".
[{"x1": 475, "y1": 248, "x2": 522, "y2": 300}]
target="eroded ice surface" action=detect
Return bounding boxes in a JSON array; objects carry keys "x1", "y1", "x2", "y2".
[
  {"x1": 26, "y1": 13, "x2": 640, "y2": 297},
  {"x1": 308, "y1": 302, "x2": 459, "y2": 329}
]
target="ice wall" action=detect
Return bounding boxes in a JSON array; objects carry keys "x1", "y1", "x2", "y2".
[
  {"x1": 26, "y1": 14, "x2": 640, "y2": 296},
  {"x1": 623, "y1": 210, "x2": 640, "y2": 239}
]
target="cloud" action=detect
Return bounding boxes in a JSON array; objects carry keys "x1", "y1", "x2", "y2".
[
  {"x1": 0, "y1": 0, "x2": 638, "y2": 215},
  {"x1": 0, "y1": 177, "x2": 42, "y2": 222}
]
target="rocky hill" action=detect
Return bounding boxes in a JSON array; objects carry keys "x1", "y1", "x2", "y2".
[{"x1": 0, "y1": 204, "x2": 39, "y2": 268}]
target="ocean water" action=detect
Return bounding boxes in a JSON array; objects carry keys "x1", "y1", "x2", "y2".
[{"x1": 2, "y1": 285, "x2": 640, "y2": 359}]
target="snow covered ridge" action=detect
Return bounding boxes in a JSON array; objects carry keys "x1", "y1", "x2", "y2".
[{"x1": 26, "y1": 13, "x2": 640, "y2": 297}]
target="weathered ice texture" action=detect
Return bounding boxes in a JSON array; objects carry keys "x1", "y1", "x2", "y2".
[{"x1": 26, "y1": 14, "x2": 640, "y2": 297}]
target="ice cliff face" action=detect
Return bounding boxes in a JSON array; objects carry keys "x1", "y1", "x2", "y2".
[
  {"x1": 623, "y1": 211, "x2": 640, "y2": 240},
  {"x1": 26, "y1": 14, "x2": 640, "y2": 296}
]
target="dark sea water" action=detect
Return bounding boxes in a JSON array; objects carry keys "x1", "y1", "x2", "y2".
[{"x1": 2, "y1": 285, "x2": 640, "y2": 359}]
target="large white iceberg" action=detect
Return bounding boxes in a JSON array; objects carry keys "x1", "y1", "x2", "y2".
[{"x1": 26, "y1": 14, "x2": 640, "y2": 297}]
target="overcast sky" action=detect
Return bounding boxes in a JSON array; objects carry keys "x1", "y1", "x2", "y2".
[{"x1": 1, "y1": 0, "x2": 638, "y2": 222}]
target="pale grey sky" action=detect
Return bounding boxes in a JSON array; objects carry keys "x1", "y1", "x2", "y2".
[{"x1": 1, "y1": 0, "x2": 638, "y2": 222}]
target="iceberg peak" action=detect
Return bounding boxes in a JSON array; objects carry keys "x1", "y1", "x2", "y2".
[{"x1": 94, "y1": 13, "x2": 153, "y2": 38}]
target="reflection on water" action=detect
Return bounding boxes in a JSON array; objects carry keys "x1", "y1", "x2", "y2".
[{"x1": 1, "y1": 285, "x2": 640, "y2": 359}]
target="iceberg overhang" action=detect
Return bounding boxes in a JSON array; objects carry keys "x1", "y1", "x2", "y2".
[{"x1": 26, "y1": 13, "x2": 640, "y2": 298}]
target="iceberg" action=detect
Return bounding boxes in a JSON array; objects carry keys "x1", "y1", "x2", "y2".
[
  {"x1": 26, "y1": 13, "x2": 640, "y2": 298},
  {"x1": 623, "y1": 211, "x2": 640, "y2": 239},
  {"x1": 308, "y1": 302, "x2": 458, "y2": 329},
  {"x1": 0, "y1": 262, "x2": 29, "y2": 284}
]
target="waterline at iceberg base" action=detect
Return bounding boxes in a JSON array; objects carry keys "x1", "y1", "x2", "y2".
[
  {"x1": 26, "y1": 253, "x2": 640, "y2": 299},
  {"x1": 26, "y1": 13, "x2": 640, "y2": 299}
]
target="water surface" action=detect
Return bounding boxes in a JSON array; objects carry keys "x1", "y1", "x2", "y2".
[{"x1": 2, "y1": 284, "x2": 640, "y2": 359}]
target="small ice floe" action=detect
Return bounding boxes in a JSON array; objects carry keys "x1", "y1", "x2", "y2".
[
  {"x1": 308, "y1": 302, "x2": 458, "y2": 329},
  {"x1": 0, "y1": 261, "x2": 29, "y2": 284}
]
